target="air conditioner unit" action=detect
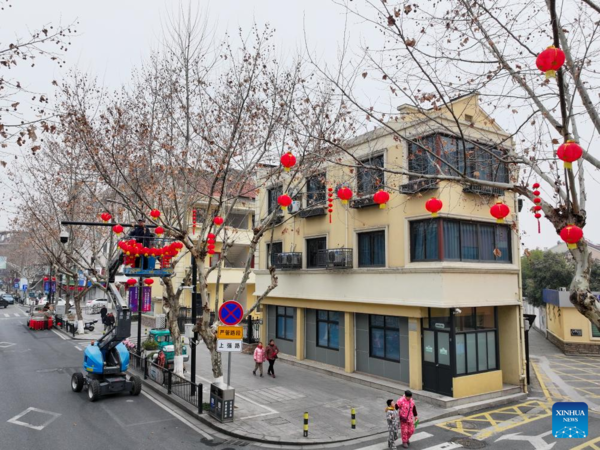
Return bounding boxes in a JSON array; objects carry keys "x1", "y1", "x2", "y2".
[
  {"x1": 328, "y1": 250, "x2": 348, "y2": 266},
  {"x1": 289, "y1": 201, "x2": 301, "y2": 213},
  {"x1": 155, "y1": 314, "x2": 166, "y2": 329},
  {"x1": 291, "y1": 253, "x2": 302, "y2": 266}
]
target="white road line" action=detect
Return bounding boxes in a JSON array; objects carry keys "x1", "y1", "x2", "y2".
[
  {"x1": 7, "y1": 407, "x2": 61, "y2": 431},
  {"x1": 140, "y1": 391, "x2": 212, "y2": 440},
  {"x1": 13, "y1": 313, "x2": 19, "y2": 317},
  {"x1": 74, "y1": 346, "x2": 82, "y2": 351},
  {"x1": 51, "y1": 329, "x2": 69, "y2": 340},
  {"x1": 356, "y1": 432, "x2": 434, "y2": 450},
  {"x1": 3, "y1": 314, "x2": 8, "y2": 318},
  {"x1": 421, "y1": 443, "x2": 462, "y2": 450}
]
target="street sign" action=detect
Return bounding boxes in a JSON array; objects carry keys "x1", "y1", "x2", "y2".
[
  {"x1": 218, "y1": 301, "x2": 244, "y2": 326},
  {"x1": 13, "y1": 283, "x2": 19, "y2": 289},
  {"x1": 0, "y1": 256, "x2": 6, "y2": 270},
  {"x1": 217, "y1": 326, "x2": 243, "y2": 340},
  {"x1": 22, "y1": 284, "x2": 27, "y2": 291},
  {"x1": 217, "y1": 340, "x2": 243, "y2": 353}
]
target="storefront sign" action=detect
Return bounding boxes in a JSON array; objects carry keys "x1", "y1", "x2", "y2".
[
  {"x1": 570, "y1": 329, "x2": 583, "y2": 337},
  {"x1": 439, "y1": 347, "x2": 448, "y2": 356},
  {"x1": 425, "y1": 345, "x2": 433, "y2": 353}
]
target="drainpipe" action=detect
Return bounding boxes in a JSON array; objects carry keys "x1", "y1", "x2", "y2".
[{"x1": 515, "y1": 195, "x2": 528, "y2": 394}]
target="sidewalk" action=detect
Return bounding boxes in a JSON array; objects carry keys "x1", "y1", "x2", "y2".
[{"x1": 529, "y1": 328, "x2": 600, "y2": 412}]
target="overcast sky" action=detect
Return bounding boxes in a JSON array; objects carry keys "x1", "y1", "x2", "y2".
[{"x1": 0, "y1": 0, "x2": 587, "y2": 252}]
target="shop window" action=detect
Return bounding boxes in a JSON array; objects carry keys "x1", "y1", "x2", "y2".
[
  {"x1": 276, "y1": 306, "x2": 294, "y2": 341},
  {"x1": 410, "y1": 219, "x2": 511, "y2": 263},
  {"x1": 455, "y1": 307, "x2": 498, "y2": 376},
  {"x1": 592, "y1": 323, "x2": 600, "y2": 338},
  {"x1": 369, "y1": 315, "x2": 400, "y2": 362},
  {"x1": 317, "y1": 310, "x2": 340, "y2": 350},
  {"x1": 358, "y1": 230, "x2": 386, "y2": 267}
]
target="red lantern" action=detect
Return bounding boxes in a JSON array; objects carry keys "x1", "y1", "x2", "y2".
[
  {"x1": 337, "y1": 186, "x2": 353, "y2": 205},
  {"x1": 560, "y1": 224, "x2": 583, "y2": 250},
  {"x1": 51, "y1": 277, "x2": 56, "y2": 282},
  {"x1": 536, "y1": 46, "x2": 566, "y2": 78},
  {"x1": 280, "y1": 152, "x2": 297, "y2": 172},
  {"x1": 213, "y1": 216, "x2": 224, "y2": 226},
  {"x1": 100, "y1": 212, "x2": 112, "y2": 223},
  {"x1": 373, "y1": 190, "x2": 390, "y2": 209},
  {"x1": 155, "y1": 226, "x2": 164, "y2": 236},
  {"x1": 533, "y1": 190, "x2": 541, "y2": 196},
  {"x1": 43, "y1": 277, "x2": 49, "y2": 282},
  {"x1": 126, "y1": 278, "x2": 137, "y2": 286},
  {"x1": 144, "y1": 278, "x2": 154, "y2": 286},
  {"x1": 425, "y1": 197, "x2": 443, "y2": 218},
  {"x1": 532, "y1": 182, "x2": 540, "y2": 189},
  {"x1": 112, "y1": 224, "x2": 124, "y2": 235},
  {"x1": 534, "y1": 213, "x2": 542, "y2": 219},
  {"x1": 490, "y1": 201, "x2": 510, "y2": 223},
  {"x1": 150, "y1": 209, "x2": 161, "y2": 219},
  {"x1": 277, "y1": 194, "x2": 292, "y2": 211},
  {"x1": 557, "y1": 141, "x2": 583, "y2": 170},
  {"x1": 533, "y1": 198, "x2": 542, "y2": 204}
]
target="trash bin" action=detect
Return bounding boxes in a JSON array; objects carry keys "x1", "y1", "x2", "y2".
[{"x1": 208, "y1": 381, "x2": 235, "y2": 423}]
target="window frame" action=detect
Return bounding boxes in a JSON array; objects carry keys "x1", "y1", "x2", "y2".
[
  {"x1": 306, "y1": 173, "x2": 327, "y2": 208},
  {"x1": 306, "y1": 236, "x2": 327, "y2": 269},
  {"x1": 267, "y1": 185, "x2": 283, "y2": 215},
  {"x1": 316, "y1": 310, "x2": 340, "y2": 350},
  {"x1": 357, "y1": 153, "x2": 385, "y2": 196},
  {"x1": 266, "y1": 241, "x2": 283, "y2": 269},
  {"x1": 369, "y1": 314, "x2": 401, "y2": 362},
  {"x1": 591, "y1": 322, "x2": 600, "y2": 340},
  {"x1": 276, "y1": 306, "x2": 295, "y2": 341},
  {"x1": 357, "y1": 229, "x2": 386, "y2": 268},
  {"x1": 453, "y1": 307, "x2": 499, "y2": 376},
  {"x1": 409, "y1": 218, "x2": 512, "y2": 264}
]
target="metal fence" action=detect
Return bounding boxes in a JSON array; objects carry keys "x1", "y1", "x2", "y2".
[{"x1": 241, "y1": 317, "x2": 261, "y2": 344}]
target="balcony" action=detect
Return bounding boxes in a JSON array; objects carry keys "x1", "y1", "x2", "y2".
[
  {"x1": 399, "y1": 178, "x2": 439, "y2": 195},
  {"x1": 317, "y1": 248, "x2": 353, "y2": 269},
  {"x1": 298, "y1": 206, "x2": 327, "y2": 219},
  {"x1": 271, "y1": 252, "x2": 302, "y2": 270},
  {"x1": 462, "y1": 183, "x2": 505, "y2": 196},
  {"x1": 350, "y1": 195, "x2": 377, "y2": 209}
]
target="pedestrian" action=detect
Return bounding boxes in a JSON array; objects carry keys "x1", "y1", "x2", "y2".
[
  {"x1": 386, "y1": 399, "x2": 399, "y2": 449},
  {"x1": 128, "y1": 218, "x2": 155, "y2": 269},
  {"x1": 252, "y1": 342, "x2": 266, "y2": 377},
  {"x1": 106, "y1": 312, "x2": 115, "y2": 329},
  {"x1": 265, "y1": 339, "x2": 279, "y2": 378},
  {"x1": 100, "y1": 305, "x2": 108, "y2": 323},
  {"x1": 396, "y1": 390, "x2": 418, "y2": 448}
]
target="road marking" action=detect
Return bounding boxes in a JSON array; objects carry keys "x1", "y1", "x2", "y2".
[
  {"x1": 353, "y1": 431, "x2": 434, "y2": 450},
  {"x1": 7, "y1": 407, "x2": 61, "y2": 431},
  {"x1": 51, "y1": 329, "x2": 69, "y2": 340},
  {"x1": 3, "y1": 314, "x2": 8, "y2": 317},
  {"x1": 74, "y1": 346, "x2": 82, "y2": 351},
  {"x1": 13, "y1": 313, "x2": 19, "y2": 317},
  {"x1": 0, "y1": 342, "x2": 16, "y2": 348},
  {"x1": 140, "y1": 391, "x2": 212, "y2": 440},
  {"x1": 421, "y1": 443, "x2": 462, "y2": 450},
  {"x1": 496, "y1": 431, "x2": 555, "y2": 449},
  {"x1": 571, "y1": 435, "x2": 600, "y2": 450}
]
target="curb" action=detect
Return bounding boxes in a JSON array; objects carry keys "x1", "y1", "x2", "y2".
[{"x1": 131, "y1": 371, "x2": 525, "y2": 446}]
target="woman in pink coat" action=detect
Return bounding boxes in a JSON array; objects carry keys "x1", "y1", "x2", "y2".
[
  {"x1": 252, "y1": 342, "x2": 266, "y2": 377},
  {"x1": 396, "y1": 390, "x2": 418, "y2": 448}
]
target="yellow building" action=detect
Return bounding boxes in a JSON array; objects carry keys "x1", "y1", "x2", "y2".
[
  {"x1": 545, "y1": 289, "x2": 600, "y2": 355},
  {"x1": 254, "y1": 94, "x2": 526, "y2": 399}
]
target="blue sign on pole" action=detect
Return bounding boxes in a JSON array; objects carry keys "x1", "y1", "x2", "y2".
[
  {"x1": 22, "y1": 284, "x2": 27, "y2": 291},
  {"x1": 218, "y1": 301, "x2": 244, "y2": 326},
  {"x1": 14, "y1": 283, "x2": 19, "y2": 289}
]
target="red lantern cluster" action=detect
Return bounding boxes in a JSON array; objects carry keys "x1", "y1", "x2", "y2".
[
  {"x1": 532, "y1": 182, "x2": 542, "y2": 233},
  {"x1": 100, "y1": 212, "x2": 112, "y2": 223},
  {"x1": 117, "y1": 240, "x2": 184, "y2": 267},
  {"x1": 213, "y1": 216, "x2": 224, "y2": 226},
  {"x1": 277, "y1": 194, "x2": 292, "y2": 211},
  {"x1": 192, "y1": 209, "x2": 197, "y2": 235},
  {"x1": 112, "y1": 224, "x2": 124, "y2": 235},
  {"x1": 327, "y1": 187, "x2": 334, "y2": 223},
  {"x1": 126, "y1": 278, "x2": 137, "y2": 287},
  {"x1": 560, "y1": 224, "x2": 583, "y2": 250},
  {"x1": 337, "y1": 186, "x2": 353, "y2": 205},
  {"x1": 280, "y1": 152, "x2": 297, "y2": 172},
  {"x1": 207, "y1": 233, "x2": 216, "y2": 255},
  {"x1": 557, "y1": 141, "x2": 583, "y2": 170},
  {"x1": 144, "y1": 278, "x2": 154, "y2": 286},
  {"x1": 536, "y1": 46, "x2": 565, "y2": 79},
  {"x1": 150, "y1": 209, "x2": 161, "y2": 219},
  {"x1": 425, "y1": 197, "x2": 443, "y2": 218},
  {"x1": 373, "y1": 190, "x2": 390, "y2": 209},
  {"x1": 155, "y1": 226, "x2": 164, "y2": 236},
  {"x1": 490, "y1": 201, "x2": 510, "y2": 224}
]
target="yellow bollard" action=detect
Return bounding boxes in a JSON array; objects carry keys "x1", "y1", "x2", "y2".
[
  {"x1": 351, "y1": 407, "x2": 356, "y2": 429},
  {"x1": 303, "y1": 412, "x2": 309, "y2": 437}
]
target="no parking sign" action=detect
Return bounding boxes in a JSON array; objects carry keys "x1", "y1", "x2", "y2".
[{"x1": 218, "y1": 301, "x2": 244, "y2": 326}]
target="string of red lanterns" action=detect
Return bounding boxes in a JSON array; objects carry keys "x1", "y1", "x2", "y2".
[
  {"x1": 207, "y1": 233, "x2": 216, "y2": 255},
  {"x1": 192, "y1": 209, "x2": 197, "y2": 235},
  {"x1": 532, "y1": 183, "x2": 542, "y2": 234},
  {"x1": 327, "y1": 187, "x2": 334, "y2": 224}
]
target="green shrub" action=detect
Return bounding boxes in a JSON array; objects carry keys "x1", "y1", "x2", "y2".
[{"x1": 142, "y1": 340, "x2": 159, "y2": 351}]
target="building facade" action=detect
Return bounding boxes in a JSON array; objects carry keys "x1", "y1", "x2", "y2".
[{"x1": 255, "y1": 94, "x2": 526, "y2": 398}]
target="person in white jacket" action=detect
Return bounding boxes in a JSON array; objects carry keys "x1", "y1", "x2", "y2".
[{"x1": 252, "y1": 342, "x2": 266, "y2": 377}]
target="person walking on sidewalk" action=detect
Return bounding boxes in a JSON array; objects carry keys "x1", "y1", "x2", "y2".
[
  {"x1": 386, "y1": 399, "x2": 399, "y2": 449},
  {"x1": 396, "y1": 390, "x2": 418, "y2": 448},
  {"x1": 265, "y1": 339, "x2": 279, "y2": 378},
  {"x1": 100, "y1": 306, "x2": 108, "y2": 331},
  {"x1": 253, "y1": 342, "x2": 266, "y2": 377}
]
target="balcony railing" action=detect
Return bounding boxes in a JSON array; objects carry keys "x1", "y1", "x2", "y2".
[
  {"x1": 400, "y1": 178, "x2": 439, "y2": 194},
  {"x1": 350, "y1": 195, "x2": 377, "y2": 209},
  {"x1": 462, "y1": 183, "x2": 505, "y2": 196},
  {"x1": 298, "y1": 206, "x2": 328, "y2": 218},
  {"x1": 271, "y1": 252, "x2": 302, "y2": 270},
  {"x1": 317, "y1": 248, "x2": 353, "y2": 269}
]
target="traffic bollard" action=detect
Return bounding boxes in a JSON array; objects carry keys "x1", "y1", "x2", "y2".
[
  {"x1": 303, "y1": 412, "x2": 309, "y2": 437},
  {"x1": 351, "y1": 407, "x2": 356, "y2": 429}
]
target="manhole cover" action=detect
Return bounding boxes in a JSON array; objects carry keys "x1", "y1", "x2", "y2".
[
  {"x1": 450, "y1": 437, "x2": 486, "y2": 449},
  {"x1": 456, "y1": 421, "x2": 484, "y2": 430},
  {"x1": 266, "y1": 417, "x2": 290, "y2": 426}
]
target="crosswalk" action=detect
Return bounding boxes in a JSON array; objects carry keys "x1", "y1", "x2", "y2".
[
  {"x1": 1, "y1": 311, "x2": 28, "y2": 318},
  {"x1": 356, "y1": 431, "x2": 462, "y2": 450}
]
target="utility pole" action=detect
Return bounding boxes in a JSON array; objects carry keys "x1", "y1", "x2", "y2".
[{"x1": 191, "y1": 254, "x2": 198, "y2": 396}]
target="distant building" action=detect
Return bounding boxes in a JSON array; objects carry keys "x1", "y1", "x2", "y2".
[{"x1": 547, "y1": 240, "x2": 600, "y2": 260}]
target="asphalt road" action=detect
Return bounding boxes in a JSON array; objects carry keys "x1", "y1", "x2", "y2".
[{"x1": 2, "y1": 305, "x2": 599, "y2": 450}]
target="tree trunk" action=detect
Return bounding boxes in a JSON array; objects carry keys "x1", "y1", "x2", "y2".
[
  {"x1": 570, "y1": 241, "x2": 600, "y2": 328},
  {"x1": 163, "y1": 277, "x2": 184, "y2": 376},
  {"x1": 74, "y1": 293, "x2": 84, "y2": 335}
]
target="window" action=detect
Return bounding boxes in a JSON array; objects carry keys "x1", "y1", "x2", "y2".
[
  {"x1": 307, "y1": 174, "x2": 326, "y2": 207},
  {"x1": 225, "y1": 212, "x2": 249, "y2": 229},
  {"x1": 267, "y1": 186, "x2": 283, "y2": 215},
  {"x1": 592, "y1": 323, "x2": 600, "y2": 338},
  {"x1": 369, "y1": 315, "x2": 400, "y2": 362},
  {"x1": 357, "y1": 154, "x2": 384, "y2": 196},
  {"x1": 266, "y1": 242, "x2": 282, "y2": 268},
  {"x1": 410, "y1": 219, "x2": 511, "y2": 263},
  {"x1": 454, "y1": 307, "x2": 498, "y2": 376},
  {"x1": 317, "y1": 310, "x2": 340, "y2": 350},
  {"x1": 358, "y1": 230, "x2": 386, "y2": 267},
  {"x1": 306, "y1": 237, "x2": 326, "y2": 268},
  {"x1": 408, "y1": 134, "x2": 508, "y2": 183},
  {"x1": 276, "y1": 306, "x2": 295, "y2": 341}
]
